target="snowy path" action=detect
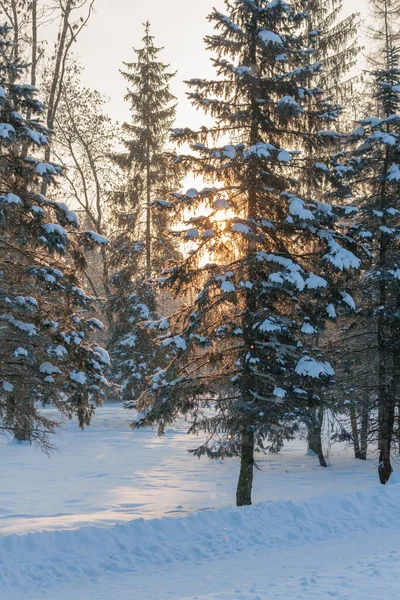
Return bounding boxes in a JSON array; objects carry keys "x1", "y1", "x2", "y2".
[
  {"x1": 16, "y1": 530, "x2": 400, "y2": 600},
  {"x1": 1, "y1": 484, "x2": 400, "y2": 599},
  {"x1": 0, "y1": 405, "x2": 381, "y2": 535}
]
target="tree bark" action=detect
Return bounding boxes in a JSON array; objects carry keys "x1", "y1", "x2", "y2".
[
  {"x1": 145, "y1": 149, "x2": 152, "y2": 278},
  {"x1": 377, "y1": 223, "x2": 394, "y2": 483},
  {"x1": 349, "y1": 405, "x2": 361, "y2": 459},
  {"x1": 236, "y1": 422, "x2": 254, "y2": 506},
  {"x1": 376, "y1": 38, "x2": 394, "y2": 483},
  {"x1": 378, "y1": 404, "x2": 395, "y2": 484},
  {"x1": 236, "y1": 10, "x2": 258, "y2": 509},
  {"x1": 397, "y1": 406, "x2": 400, "y2": 456},
  {"x1": 11, "y1": 0, "x2": 19, "y2": 67},
  {"x1": 41, "y1": 0, "x2": 73, "y2": 195},
  {"x1": 359, "y1": 407, "x2": 369, "y2": 460},
  {"x1": 307, "y1": 406, "x2": 327, "y2": 467},
  {"x1": 31, "y1": 0, "x2": 37, "y2": 88}
]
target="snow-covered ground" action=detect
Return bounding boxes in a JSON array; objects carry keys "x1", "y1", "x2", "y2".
[
  {"x1": 1, "y1": 404, "x2": 399, "y2": 600},
  {"x1": 0, "y1": 404, "x2": 381, "y2": 536}
]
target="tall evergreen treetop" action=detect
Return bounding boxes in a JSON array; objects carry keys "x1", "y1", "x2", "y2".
[
  {"x1": 109, "y1": 23, "x2": 182, "y2": 403},
  {"x1": 307, "y1": 0, "x2": 360, "y2": 97},
  {"x1": 113, "y1": 21, "x2": 179, "y2": 278},
  {"x1": 131, "y1": 1, "x2": 363, "y2": 505}
]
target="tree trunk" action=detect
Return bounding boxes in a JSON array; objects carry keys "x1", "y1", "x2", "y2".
[
  {"x1": 236, "y1": 14, "x2": 258, "y2": 509},
  {"x1": 41, "y1": 0, "x2": 73, "y2": 196},
  {"x1": 393, "y1": 317, "x2": 400, "y2": 456},
  {"x1": 397, "y1": 406, "x2": 400, "y2": 456},
  {"x1": 11, "y1": 0, "x2": 19, "y2": 68},
  {"x1": 31, "y1": 0, "x2": 38, "y2": 88},
  {"x1": 236, "y1": 422, "x2": 254, "y2": 506},
  {"x1": 349, "y1": 405, "x2": 361, "y2": 459},
  {"x1": 376, "y1": 11, "x2": 396, "y2": 485},
  {"x1": 13, "y1": 422, "x2": 32, "y2": 442},
  {"x1": 146, "y1": 149, "x2": 152, "y2": 278},
  {"x1": 377, "y1": 264, "x2": 394, "y2": 483},
  {"x1": 23, "y1": 0, "x2": 37, "y2": 149},
  {"x1": 359, "y1": 407, "x2": 369, "y2": 460},
  {"x1": 377, "y1": 325, "x2": 394, "y2": 484},
  {"x1": 5, "y1": 396, "x2": 32, "y2": 442},
  {"x1": 378, "y1": 404, "x2": 395, "y2": 484},
  {"x1": 307, "y1": 406, "x2": 327, "y2": 467}
]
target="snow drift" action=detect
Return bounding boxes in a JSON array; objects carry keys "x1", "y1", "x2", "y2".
[{"x1": 1, "y1": 483, "x2": 400, "y2": 593}]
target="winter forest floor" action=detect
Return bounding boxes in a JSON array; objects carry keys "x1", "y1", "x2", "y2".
[{"x1": 1, "y1": 404, "x2": 400, "y2": 599}]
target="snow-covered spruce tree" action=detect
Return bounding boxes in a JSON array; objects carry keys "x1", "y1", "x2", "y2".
[
  {"x1": 0, "y1": 24, "x2": 110, "y2": 448},
  {"x1": 297, "y1": 1, "x2": 360, "y2": 466},
  {"x1": 332, "y1": 4, "x2": 400, "y2": 484},
  {"x1": 109, "y1": 22, "x2": 182, "y2": 402},
  {"x1": 131, "y1": 1, "x2": 362, "y2": 506}
]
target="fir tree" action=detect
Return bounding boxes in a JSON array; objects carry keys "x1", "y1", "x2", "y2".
[
  {"x1": 307, "y1": 1, "x2": 360, "y2": 101},
  {"x1": 333, "y1": 0, "x2": 400, "y2": 483},
  {"x1": 109, "y1": 23, "x2": 182, "y2": 402},
  {"x1": 131, "y1": 0, "x2": 362, "y2": 506},
  {"x1": 299, "y1": 0, "x2": 360, "y2": 466},
  {"x1": 0, "y1": 24, "x2": 110, "y2": 448}
]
